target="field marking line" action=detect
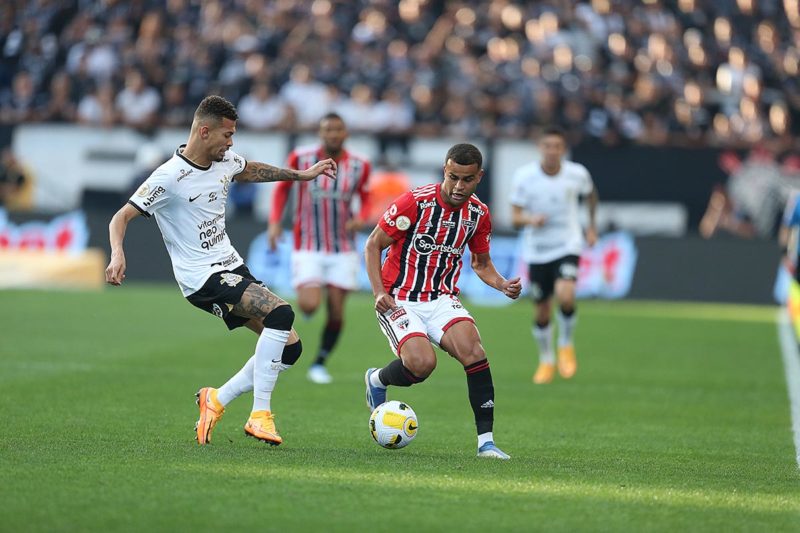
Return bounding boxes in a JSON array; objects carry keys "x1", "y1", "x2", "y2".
[{"x1": 776, "y1": 310, "x2": 800, "y2": 469}]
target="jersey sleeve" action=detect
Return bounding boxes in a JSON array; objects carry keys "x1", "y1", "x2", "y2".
[
  {"x1": 127, "y1": 170, "x2": 172, "y2": 217},
  {"x1": 228, "y1": 150, "x2": 247, "y2": 177},
  {"x1": 509, "y1": 170, "x2": 528, "y2": 207},
  {"x1": 576, "y1": 163, "x2": 594, "y2": 196},
  {"x1": 378, "y1": 191, "x2": 417, "y2": 240},
  {"x1": 468, "y1": 210, "x2": 492, "y2": 254}
]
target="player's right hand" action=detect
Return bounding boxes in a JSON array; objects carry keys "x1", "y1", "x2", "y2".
[
  {"x1": 105, "y1": 254, "x2": 126, "y2": 286},
  {"x1": 267, "y1": 223, "x2": 282, "y2": 250},
  {"x1": 374, "y1": 292, "x2": 397, "y2": 314}
]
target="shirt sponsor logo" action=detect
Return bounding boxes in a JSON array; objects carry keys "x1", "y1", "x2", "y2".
[
  {"x1": 442, "y1": 220, "x2": 456, "y2": 228},
  {"x1": 418, "y1": 200, "x2": 436, "y2": 209},
  {"x1": 413, "y1": 234, "x2": 463, "y2": 256},
  {"x1": 468, "y1": 203, "x2": 485, "y2": 216},
  {"x1": 388, "y1": 308, "x2": 409, "y2": 330},
  {"x1": 177, "y1": 168, "x2": 194, "y2": 182},
  {"x1": 211, "y1": 252, "x2": 239, "y2": 268},
  {"x1": 142, "y1": 186, "x2": 166, "y2": 207}
]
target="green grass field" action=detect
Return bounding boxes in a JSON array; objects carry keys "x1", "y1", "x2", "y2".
[{"x1": 1, "y1": 286, "x2": 798, "y2": 532}]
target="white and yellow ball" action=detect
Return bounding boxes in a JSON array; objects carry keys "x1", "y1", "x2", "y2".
[{"x1": 369, "y1": 400, "x2": 418, "y2": 449}]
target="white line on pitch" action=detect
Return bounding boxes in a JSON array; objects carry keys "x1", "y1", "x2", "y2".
[{"x1": 777, "y1": 310, "x2": 800, "y2": 469}]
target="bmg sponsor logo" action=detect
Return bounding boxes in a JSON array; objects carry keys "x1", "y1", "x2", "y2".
[{"x1": 142, "y1": 186, "x2": 166, "y2": 207}]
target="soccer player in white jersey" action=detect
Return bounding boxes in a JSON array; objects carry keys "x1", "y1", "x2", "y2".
[
  {"x1": 105, "y1": 96, "x2": 336, "y2": 445},
  {"x1": 510, "y1": 126, "x2": 598, "y2": 384}
]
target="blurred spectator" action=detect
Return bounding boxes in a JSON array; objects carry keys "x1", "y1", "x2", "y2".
[
  {"x1": 161, "y1": 81, "x2": 195, "y2": 128},
  {"x1": 115, "y1": 69, "x2": 160, "y2": 132},
  {"x1": 40, "y1": 71, "x2": 76, "y2": 123},
  {"x1": 77, "y1": 82, "x2": 117, "y2": 127},
  {"x1": 237, "y1": 81, "x2": 293, "y2": 131}
]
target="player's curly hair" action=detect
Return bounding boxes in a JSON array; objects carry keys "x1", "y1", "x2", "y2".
[
  {"x1": 194, "y1": 95, "x2": 238, "y2": 123},
  {"x1": 445, "y1": 143, "x2": 483, "y2": 168}
]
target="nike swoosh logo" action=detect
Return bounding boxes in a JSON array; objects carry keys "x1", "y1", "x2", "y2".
[
  {"x1": 189, "y1": 194, "x2": 202, "y2": 202},
  {"x1": 407, "y1": 423, "x2": 417, "y2": 431}
]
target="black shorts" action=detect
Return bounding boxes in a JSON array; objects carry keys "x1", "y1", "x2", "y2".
[
  {"x1": 528, "y1": 255, "x2": 579, "y2": 303},
  {"x1": 186, "y1": 264, "x2": 264, "y2": 330}
]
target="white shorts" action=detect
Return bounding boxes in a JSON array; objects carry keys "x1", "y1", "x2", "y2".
[
  {"x1": 376, "y1": 295, "x2": 476, "y2": 355},
  {"x1": 291, "y1": 250, "x2": 359, "y2": 290}
]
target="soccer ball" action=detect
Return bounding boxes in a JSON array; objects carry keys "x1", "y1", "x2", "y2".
[{"x1": 369, "y1": 400, "x2": 418, "y2": 449}]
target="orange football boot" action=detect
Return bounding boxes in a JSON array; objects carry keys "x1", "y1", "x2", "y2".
[
  {"x1": 244, "y1": 410, "x2": 282, "y2": 446},
  {"x1": 557, "y1": 345, "x2": 577, "y2": 379},
  {"x1": 195, "y1": 387, "x2": 225, "y2": 445},
  {"x1": 532, "y1": 362, "x2": 556, "y2": 384}
]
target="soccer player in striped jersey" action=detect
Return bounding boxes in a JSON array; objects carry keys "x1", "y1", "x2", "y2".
[
  {"x1": 268, "y1": 113, "x2": 371, "y2": 384},
  {"x1": 105, "y1": 96, "x2": 336, "y2": 446},
  {"x1": 363, "y1": 143, "x2": 522, "y2": 459}
]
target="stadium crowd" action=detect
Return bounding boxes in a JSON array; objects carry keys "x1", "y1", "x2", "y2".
[{"x1": 0, "y1": 0, "x2": 799, "y2": 149}]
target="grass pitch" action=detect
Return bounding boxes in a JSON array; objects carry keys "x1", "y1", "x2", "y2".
[{"x1": 1, "y1": 286, "x2": 798, "y2": 531}]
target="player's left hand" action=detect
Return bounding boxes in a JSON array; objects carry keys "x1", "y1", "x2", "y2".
[
  {"x1": 586, "y1": 226, "x2": 598, "y2": 247},
  {"x1": 300, "y1": 158, "x2": 337, "y2": 181},
  {"x1": 500, "y1": 276, "x2": 522, "y2": 299}
]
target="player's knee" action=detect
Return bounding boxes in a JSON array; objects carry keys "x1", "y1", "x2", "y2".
[
  {"x1": 460, "y1": 343, "x2": 486, "y2": 365},
  {"x1": 559, "y1": 303, "x2": 575, "y2": 316},
  {"x1": 281, "y1": 340, "x2": 303, "y2": 365},
  {"x1": 262, "y1": 304, "x2": 295, "y2": 331},
  {"x1": 405, "y1": 353, "x2": 436, "y2": 378},
  {"x1": 299, "y1": 300, "x2": 317, "y2": 316}
]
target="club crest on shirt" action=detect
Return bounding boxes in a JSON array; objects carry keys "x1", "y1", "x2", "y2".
[
  {"x1": 462, "y1": 219, "x2": 476, "y2": 228},
  {"x1": 219, "y1": 273, "x2": 243, "y2": 287},
  {"x1": 396, "y1": 216, "x2": 411, "y2": 230}
]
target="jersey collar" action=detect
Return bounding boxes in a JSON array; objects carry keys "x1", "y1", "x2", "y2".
[{"x1": 176, "y1": 144, "x2": 212, "y2": 171}]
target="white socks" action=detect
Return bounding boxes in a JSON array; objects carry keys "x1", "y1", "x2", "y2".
[
  {"x1": 478, "y1": 432, "x2": 494, "y2": 447},
  {"x1": 252, "y1": 327, "x2": 291, "y2": 412},
  {"x1": 556, "y1": 309, "x2": 577, "y2": 348},
  {"x1": 217, "y1": 355, "x2": 255, "y2": 406},
  {"x1": 532, "y1": 323, "x2": 555, "y2": 364}
]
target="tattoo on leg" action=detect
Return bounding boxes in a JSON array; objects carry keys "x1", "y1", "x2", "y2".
[{"x1": 233, "y1": 285, "x2": 286, "y2": 319}]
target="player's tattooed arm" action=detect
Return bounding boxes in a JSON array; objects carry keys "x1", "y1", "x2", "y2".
[{"x1": 235, "y1": 159, "x2": 337, "y2": 183}]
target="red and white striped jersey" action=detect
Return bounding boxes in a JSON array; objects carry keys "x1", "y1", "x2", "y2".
[
  {"x1": 270, "y1": 145, "x2": 371, "y2": 252},
  {"x1": 379, "y1": 183, "x2": 492, "y2": 302}
]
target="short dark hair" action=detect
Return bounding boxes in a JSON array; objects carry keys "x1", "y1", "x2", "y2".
[
  {"x1": 542, "y1": 125, "x2": 566, "y2": 139},
  {"x1": 445, "y1": 143, "x2": 483, "y2": 168},
  {"x1": 195, "y1": 95, "x2": 238, "y2": 123},
  {"x1": 321, "y1": 112, "x2": 344, "y2": 123}
]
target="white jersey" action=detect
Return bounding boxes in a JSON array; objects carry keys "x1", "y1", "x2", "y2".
[
  {"x1": 510, "y1": 160, "x2": 594, "y2": 264},
  {"x1": 128, "y1": 146, "x2": 248, "y2": 296}
]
